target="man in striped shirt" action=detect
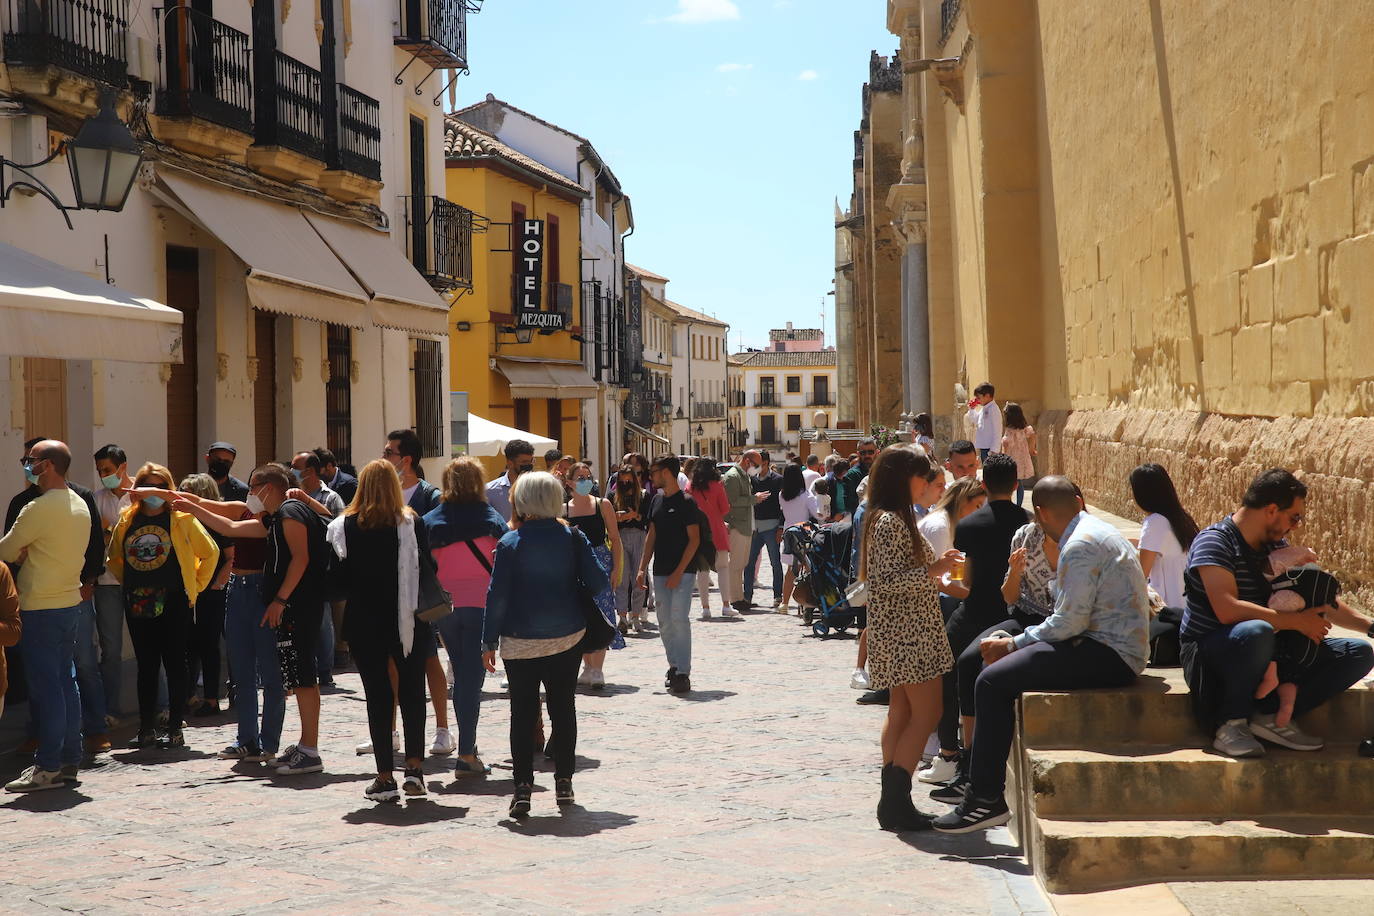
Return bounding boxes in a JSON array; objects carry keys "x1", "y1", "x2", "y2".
[{"x1": 1182, "y1": 469, "x2": 1374, "y2": 758}]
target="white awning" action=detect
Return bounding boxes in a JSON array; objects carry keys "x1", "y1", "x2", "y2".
[
  {"x1": 464, "y1": 412, "x2": 557, "y2": 457},
  {"x1": 626, "y1": 421, "x2": 669, "y2": 445},
  {"x1": 496, "y1": 358, "x2": 599, "y2": 399},
  {"x1": 304, "y1": 212, "x2": 450, "y2": 336},
  {"x1": 154, "y1": 170, "x2": 370, "y2": 328},
  {"x1": 0, "y1": 242, "x2": 182, "y2": 363}
]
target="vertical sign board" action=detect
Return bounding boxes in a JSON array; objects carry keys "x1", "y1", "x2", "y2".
[{"x1": 513, "y1": 219, "x2": 567, "y2": 330}]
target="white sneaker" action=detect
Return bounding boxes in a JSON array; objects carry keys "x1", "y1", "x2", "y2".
[
  {"x1": 699, "y1": 608, "x2": 713, "y2": 621},
  {"x1": 577, "y1": 667, "x2": 595, "y2": 686},
  {"x1": 356, "y1": 731, "x2": 401, "y2": 756},
  {"x1": 1213, "y1": 719, "x2": 1265, "y2": 758},
  {"x1": 587, "y1": 668, "x2": 606, "y2": 689},
  {"x1": 429, "y1": 727, "x2": 456, "y2": 756},
  {"x1": 499, "y1": 676, "x2": 509, "y2": 690},
  {"x1": 849, "y1": 668, "x2": 870, "y2": 690},
  {"x1": 721, "y1": 607, "x2": 742, "y2": 619},
  {"x1": 917, "y1": 754, "x2": 960, "y2": 785}
]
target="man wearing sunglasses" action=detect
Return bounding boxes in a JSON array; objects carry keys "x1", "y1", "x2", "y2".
[{"x1": 834, "y1": 438, "x2": 877, "y2": 518}]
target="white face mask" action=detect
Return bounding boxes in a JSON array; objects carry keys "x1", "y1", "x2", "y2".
[
  {"x1": 746, "y1": 465, "x2": 761, "y2": 478},
  {"x1": 246, "y1": 492, "x2": 266, "y2": 515}
]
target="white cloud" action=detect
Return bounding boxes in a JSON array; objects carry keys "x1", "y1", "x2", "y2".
[
  {"x1": 798, "y1": 69, "x2": 819, "y2": 81},
  {"x1": 716, "y1": 62, "x2": 752, "y2": 73},
  {"x1": 665, "y1": 0, "x2": 741, "y2": 24}
]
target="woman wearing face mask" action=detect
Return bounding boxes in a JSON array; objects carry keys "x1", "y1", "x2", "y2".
[
  {"x1": 611, "y1": 465, "x2": 650, "y2": 633},
  {"x1": 565, "y1": 462, "x2": 624, "y2": 689},
  {"x1": 105, "y1": 464, "x2": 220, "y2": 749}
]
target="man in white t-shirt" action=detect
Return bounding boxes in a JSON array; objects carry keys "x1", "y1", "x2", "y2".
[{"x1": 802, "y1": 454, "x2": 822, "y2": 492}]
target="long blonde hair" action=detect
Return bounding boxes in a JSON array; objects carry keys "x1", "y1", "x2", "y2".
[{"x1": 346, "y1": 459, "x2": 413, "y2": 529}]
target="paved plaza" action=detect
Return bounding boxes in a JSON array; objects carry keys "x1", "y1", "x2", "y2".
[{"x1": 0, "y1": 572, "x2": 1050, "y2": 915}]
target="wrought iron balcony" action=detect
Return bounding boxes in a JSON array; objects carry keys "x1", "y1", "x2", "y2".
[
  {"x1": 156, "y1": 13, "x2": 252, "y2": 135},
  {"x1": 332, "y1": 83, "x2": 381, "y2": 180},
  {"x1": 4, "y1": 0, "x2": 129, "y2": 86},
  {"x1": 729, "y1": 390, "x2": 746, "y2": 408},
  {"x1": 257, "y1": 50, "x2": 326, "y2": 161},
  {"x1": 402, "y1": 195, "x2": 476, "y2": 291},
  {"x1": 753, "y1": 393, "x2": 780, "y2": 408},
  {"x1": 807, "y1": 393, "x2": 835, "y2": 407},
  {"x1": 395, "y1": 0, "x2": 471, "y2": 71}
]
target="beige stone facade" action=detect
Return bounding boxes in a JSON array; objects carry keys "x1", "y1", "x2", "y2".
[{"x1": 869, "y1": 0, "x2": 1374, "y2": 602}]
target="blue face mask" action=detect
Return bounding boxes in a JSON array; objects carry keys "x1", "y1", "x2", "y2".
[
  {"x1": 101, "y1": 473, "x2": 122, "y2": 491},
  {"x1": 23, "y1": 468, "x2": 39, "y2": 485},
  {"x1": 142, "y1": 496, "x2": 166, "y2": 510},
  {"x1": 291, "y1": 468, "x2": 305, "y2": 484},
  {"x1": 574, "y1": 479, "x2": 596, "y2": 496}
]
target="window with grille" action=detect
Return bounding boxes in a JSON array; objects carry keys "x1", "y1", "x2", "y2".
[
  {"x1": 412, "y1": 338, "x2": 443, "y2": 456},
  {"x1": 326, "y1": 325, "x2": 352, "y2": 466}
]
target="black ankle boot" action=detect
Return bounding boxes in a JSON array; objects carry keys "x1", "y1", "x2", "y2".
[{"x1": 877, "y1": 764, "x2": 931, "y2": 832}]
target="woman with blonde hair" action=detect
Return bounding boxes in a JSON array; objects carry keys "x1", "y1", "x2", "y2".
[
  {"x1": 421, "y1": 456, "x2": 507, "y2": 778},
  {"x1": 327, "y1": 460, "x2": 433, "y2": 803},
  {"x1": 106, "y1": 463, "x2": 219, "y2": 750}
]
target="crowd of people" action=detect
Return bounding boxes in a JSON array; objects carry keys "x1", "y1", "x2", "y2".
[{"x1": 4, "y1": 386, "x2": 1372, "y2": 833}]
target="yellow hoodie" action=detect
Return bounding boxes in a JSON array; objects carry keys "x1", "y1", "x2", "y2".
[{"x1": 106, "y1": 507, "x2": 219, "y2": 606}]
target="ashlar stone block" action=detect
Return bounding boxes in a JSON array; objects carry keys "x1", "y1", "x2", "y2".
[
  {"x1": 1242, "y1": 261, "x2": 1275, "y2": 325},
  {"x1": 1275, "y1": 253, "x2": 1320, "y2": 320},
  {"x1": 1272, "y1": 315, "x2": 1325, "y2": 383},
  {"x1": 1307, "y1": 173, "x2": 1353, "y2": 247},
  {"x1": 1233, "y1": 323, "x2": 1272, "y2": 388}
]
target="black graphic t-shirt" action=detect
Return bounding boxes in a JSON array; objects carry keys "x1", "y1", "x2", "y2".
[{"x1": 122, "y1": 512, "x2": 180, "y2": 591}]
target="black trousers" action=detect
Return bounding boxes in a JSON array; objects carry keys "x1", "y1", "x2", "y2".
[
  {"x1": 937, "y1": 600, "x2": 1007, "y2": 751},
  {"x1": 505, "y1": 644, "x2": 582, "y2": 785},
  {"x1": 126, "y1": 589, "x2": 192, "y2": 731},
  {"x1": 186, "y1": 586, "x2": 227, "y2": 701},
  {"x1": 956, "y1": 611, "x2": 1046, "y2": 718},
  {"x1": 353, "y1": 637, "x2": 428, "y2": 775}
]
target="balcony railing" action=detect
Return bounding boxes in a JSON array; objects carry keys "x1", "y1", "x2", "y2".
[
  {"x1": 693, "y1": 401, "x2": 724, "y2": 420},
  {"x1": 257, "y1": 50, "x2": 326, "y2": 161},
  {"x1": 333, "y1": 83, "x2": 381, "y2": 180},
  {"x1": 156, "y1": 14, "x2": 252, "y2": 135},
  {"x1": 4, "y1": 0, "x2": 130, "y2": 86},
  {"x1": 753, "y1": 393, "x2": 780, "y2": 408},
  {"x1": 395, "y1": 0, "x2": 469, "y2": 71},
  {"x1": 402, "y1": 195, "x2": 476, "y2": 290},
  {"x1": 807, "y1": 392, "x2": 835, "y2": 407}
]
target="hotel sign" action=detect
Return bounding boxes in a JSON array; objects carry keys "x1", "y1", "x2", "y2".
[{"x1": 513, "y1": 219, "x2": 566, "y2": 330}]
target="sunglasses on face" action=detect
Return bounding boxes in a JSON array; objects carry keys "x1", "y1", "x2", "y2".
[{"x1": 859, "y1": 451, "x2": 876, "y2": 458}]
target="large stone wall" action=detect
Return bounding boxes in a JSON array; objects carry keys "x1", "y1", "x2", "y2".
[{"x1": 1040, "y1": 407, "x2": 1374, "y2": 609}]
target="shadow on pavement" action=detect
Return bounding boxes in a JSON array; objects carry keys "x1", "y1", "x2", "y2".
[
  {"x1": 2, "y1": 788, "x2": 93, "y2": 811},
  {"x1": 576, "y1": 684, "x2": 640, "y2": 697},
  {"x1": 261, "y1": 771, "x2": 374, "y2": 791},
  {"x1": 341, "y1": 798, "x2": 471, "y2": 825},
  {"x1": 499, "y1": 806, "x2": 637, "y2": 836},
  {"x1": 900, "y1": 830, "x2": 1032, "y2": 877},
  {"x1": 673, "y1": 690, "x2": 736, "y2": 703}
]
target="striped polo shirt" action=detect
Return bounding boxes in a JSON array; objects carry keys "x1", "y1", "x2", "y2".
[{"x1": 1181, "y1": 517, "x2": 1282, "y2": 642}]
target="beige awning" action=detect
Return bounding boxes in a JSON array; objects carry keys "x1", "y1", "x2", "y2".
[
  {"x1": 0, "y1": 241, "x2": 182, "y2": 363},
  {"x1": 303, "y1": 212, "x2": 449, "y2": 336},
  {"x1": 626, "y1": 421, "x2": 669, "y2": 446},
  {"x1": 496, "y1": 358, "x2": 599, "y2": 399},
  {"x1": 154, "y1": 170, "x2": 369, "y2": 328}
]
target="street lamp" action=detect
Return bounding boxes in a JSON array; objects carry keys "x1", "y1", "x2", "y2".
[
  {"x1": 696, "y1": 424, "x2": 704, "y2": 437},
  {"x1": 0, "y1": 91, "x2": 143, "y2": 229}
]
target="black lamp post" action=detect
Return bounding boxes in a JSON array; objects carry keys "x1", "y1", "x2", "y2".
[{"x1": 0, "y1": 91, "x2": 142, "y2": 229}]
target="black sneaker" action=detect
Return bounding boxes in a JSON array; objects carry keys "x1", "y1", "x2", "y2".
[
  {"x1": 929, "y1": 773, "x2": 970, "y2": 805},
  {"x1": 402, "y1": 767, "x2": 427, "y2": 797},
  {"x1": 856, "y1": 689, "x2": 890, "y2": 706},
  {"x1": 932, "y1": 794, "x2": 1011, "y2": 834},
  {"x1": 160, "y1": 729, "x2": 186, "y2": 750},
  {"x1": 129, "y1": 729, "x2": 157, "y2": 749},
  {"x1": 217, "y1": 742, "x2": 263, "y2": 761},
  {"x1": 364, "y1": 777, "x2": 399, "y2": 803},
  {"x1": 555, "y1": 777, "x2": 574, "y2": 806},
  {"x1": 670, "y1": 672, "x2": 691, "y2": 694},
  {"x1": 510, "y1": 783, "x2": 533, "y2": 819},
  {"x1": 664, "y1": 667, "x2": 677, "y2": 688}
]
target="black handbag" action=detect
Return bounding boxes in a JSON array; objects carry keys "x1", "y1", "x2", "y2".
[
  {"x1": 570, "y1": 532, "x2": 616, "y2": 652},
  {"x1": 416, "y1": 545, "x2": 453, "y2": 623}
]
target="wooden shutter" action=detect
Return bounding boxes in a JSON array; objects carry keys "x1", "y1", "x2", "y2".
[
  {"x1": 325, "y1": 325, "x2": 352, "y2": 465},
  {"x1": 165, "y1": 246, "x2": 200, "y2": 479},
  {"x1": 23, "y1": 358, "x2": 66, "y2": 445},
  {"x1": 546, "y1": 397, "x2": 561, "y2": 445}
]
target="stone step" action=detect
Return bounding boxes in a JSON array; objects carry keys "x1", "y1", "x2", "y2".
[
  {"x1": 1020, "y1": 670, "x2": 1374, "y2": 748},
  {"x1": 1031, "y1": 815, "x2": 1374, "y2": 893},
  {"x1": 1027, "y1": 744, "x2": 1374, "y2": 819}
]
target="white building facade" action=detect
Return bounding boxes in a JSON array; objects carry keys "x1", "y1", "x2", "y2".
[
  {"x1": 728, "y1": 351, "x2": 838, "y2": 457},
  {"x1": 669, "y1": 302, "x2": 728, "y2": 458}
]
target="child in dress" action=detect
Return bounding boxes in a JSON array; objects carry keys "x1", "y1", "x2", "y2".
[
  {"x1": 1256, "y1": 545, "x2": 1340, "y2": 727},
  {"x1": 1000, "y1": 403, "x2": 1037, "y2": 507}
]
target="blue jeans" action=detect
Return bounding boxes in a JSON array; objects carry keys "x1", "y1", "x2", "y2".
[
  {"x1": 21, "y1": 605, "x2": 84, "y2": 771},
  {"x1": 93, "y1": 584, "x2": 125, "y2": 716},
  {"x1": 224, "y1": 574, "x2": 285, "y2": 753},
  {"x1": 744, "y1": 520, "x2": 782, "y2": 603},
  {"x1": 653, "y1": 575, "x2": 696, "y2": 675},
  {"x1": 436, "y1": 607, "x2": 485, "y2": 756},
  {"x1": 316, "y1": 606, "x2": 335, "y2": 684},
  {"x1": 73, "y1": 598, "x2": 108, "y2": 735},
  {"x1": 1193, "y1": 620, "x2": 1374, "y2": 723}
]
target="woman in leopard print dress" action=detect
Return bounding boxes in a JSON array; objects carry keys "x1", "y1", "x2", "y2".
[{"x1": 860, "y1": 445, "x2": 960, "y2": 832}]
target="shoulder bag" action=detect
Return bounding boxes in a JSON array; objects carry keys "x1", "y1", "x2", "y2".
[
  {"x1": 571, "y1": 531, "x2": 617, "y2": 653},
  {"x1": 416, "y1": 545, "x2": 454, "y2": 623}
]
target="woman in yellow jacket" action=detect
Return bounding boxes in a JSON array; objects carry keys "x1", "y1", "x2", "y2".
[{"x1": 106, "y1": 463, "x2": 218, "y2": 751}]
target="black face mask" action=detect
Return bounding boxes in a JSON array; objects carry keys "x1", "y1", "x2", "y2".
[
  {"x1": 207, "y1": 459, "x2": 231, "y2": 479},
  {"x1": 515, "y1": 462, "x2": 534, "y2": 475}
]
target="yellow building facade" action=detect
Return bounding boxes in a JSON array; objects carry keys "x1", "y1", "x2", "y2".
[{"x1": 443, "y1": 119, "x2": 595, "y2": 477}]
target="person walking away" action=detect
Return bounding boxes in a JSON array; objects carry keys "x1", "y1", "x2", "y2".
[
  {"x1": 0, "y1": 441, "x2": 91, "y2": 791},
  {"x1": 834, "y1": 438, "x2": 876, "y2": 518},
  {"x1": 423, "y1": 457, "x2": 506, "y2": 778},
  {"x1": 383, "y1": 430, "x2": 454, "y2": 756},
  {"x1": 177, "y1": 474, "x2": 234, "y2": 717},
  {"x1": 611, "y1": 466, "x2": 651, "y2": 633},
  {"x1": 0, "y1": 562, "x2": 19, "y2": 717},
  {"x1": 967, "y1": 383, "x2": 1002, "y2": 463},
  {"x1": 327, "y1": 460, "x2": 433, "y2": 802},
  {"x1": 482, "y1": 472, "x2": 610, "y2": 817},
  {"x1": 860, "y1": 445, "x2": 961, "y2": 831},
  {"x1": 745, "y1": 453, "x2": 785, "y2": 610},
  {"x1": 176, "y1": 464, "x2": 330, "y2": 775},
  {"x1": 92, "y1": 444, "x2": 133, "y2": 720},
  {"x1": 565, "y1": 463, "x2": 624, "y2": 687},
  {"x1": 999, "y1": 403, "x2": 1037, "y2": 507},
  {"x1": 485, "y1": 439, "x2": 535, "y2": 523},
  {"x1": 721, "y1": 450, "x2": 761, "y2": 614},
  {"x1": 205, "y1": 442, "x2": 249, "y2": 502},
  {"x1": 686, "y1": 458, "x2": 733, "y2": 620},
  {"x1": 638, "y1": 456, "x2": 702, "y2": 694},
  {"x1": 933, "y1": 477, "x2": 1149, "y2": 833},
  {"x1": 106, "y1": 465, "x2": 219, "y2": 750},
  {"x1": 777, "y1": 464, "x2": 821, "y2": 614}
]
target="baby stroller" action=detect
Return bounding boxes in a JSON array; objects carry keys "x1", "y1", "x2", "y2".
[{"x1": 787, "y1": 520, "x2": 859, "y2": 637}]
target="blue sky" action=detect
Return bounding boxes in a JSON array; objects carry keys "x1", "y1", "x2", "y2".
[{"x1": 460, "y1": 0, "x2": 895, "y2": 351}]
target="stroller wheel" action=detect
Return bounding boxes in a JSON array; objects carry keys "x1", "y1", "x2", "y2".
[{"x1": 812, "y1": 622, "x2": 829, "y2": 638}]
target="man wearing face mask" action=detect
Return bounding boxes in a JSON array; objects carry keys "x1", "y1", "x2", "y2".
[
  {"x1": 0, "y1": 440, "x2": 93, "y2": 791},
  {"x1": 721, "y1": 449, "x2": 760, "y2": 614},
  {"x1": 485, "y1": 439, "x2": 535, "y2": 523},
  {"x1": 206, "y1": 443, "x2": 249, "y2": 503},
  {"x1": 92, "y1": 444, "x2": 133, "y2": 721},
  {"x1": 289, "y1": 452, "x2": 346, "y2": 520}
]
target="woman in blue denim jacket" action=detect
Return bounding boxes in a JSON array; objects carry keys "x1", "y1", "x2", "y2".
[{"x1": 481, "y1": 472, "x2": 609, "y2": 818}]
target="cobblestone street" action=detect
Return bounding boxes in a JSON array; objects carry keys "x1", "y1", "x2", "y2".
[{"x1": 0, "y1": 574, "x2": 1049, "y2": 915}]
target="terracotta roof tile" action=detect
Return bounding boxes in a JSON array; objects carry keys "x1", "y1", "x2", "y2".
[
  {"x1": 443, "y1": 118, "x2": 586, "y2": 196},
  {"x1": 728, "y1": 351, "x2": 837, "y2": 367}
]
